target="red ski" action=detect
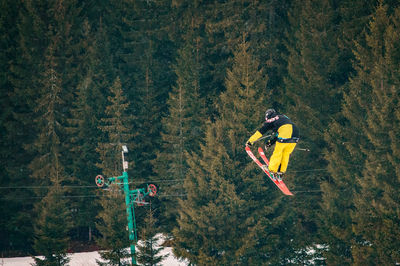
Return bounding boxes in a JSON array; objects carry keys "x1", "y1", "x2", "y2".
[{"x1": 245, "y1": 146, "x2": 293, "y2": 196}]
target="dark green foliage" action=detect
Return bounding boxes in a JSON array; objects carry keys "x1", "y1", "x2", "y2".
[
  {"x1": 67, "y1": 75, "x2": 103, "y2": 242},
  {"x1": 322, "y1": 2, "x2": 400, "y2": 265},
  {"x1": 4, "y1": 0, "x2": 51, "y2": 253},
  {"x1": 318, "y1": 1, "x2": 380, "y2": 264},
  {"x1": 286, "y1": 0, "x2": 342, "y2": 167},
  {"x1": 118, "y1": 0, "x2": 175, "y2": 183},
  {"x1": 32, "y1": 183, "x2": 72, "y2": 266},
  {"x1": 97, "y1": 77, "x2": 134, "y2": 177},
  {"x1": 205, "y1": 0, "x2": 291, "y2": 109},
  {"x1": 4, "y1": 0, "x2": 87, "y2": 254},
  {"x1": 28, "y1": 37, "x2": 74, "y2": 259},
  {"x1": 173, "y1": 39, "x2": 278, "y2": 265},
  {"x1": 153, "y1": 31, "x2": 206, "y2": 232},
  {"x1": 29, "y1": 11, "x2": 75, "y2": 261},
  {"x1": 2, "y1": 0, "x2": 400, "y2": 264},
  {"x1": 136, "y1": 208, "x2": 168, "y2": 265},
  {"x1": 349, "y1": 4, "x2": 400, "y2": 264},
  {"x1": 283, "y1": 0, "x2": 343, "y2": 260},
  {"x1": 0, "y1": 0, "x2": 34, "y2": 254}
]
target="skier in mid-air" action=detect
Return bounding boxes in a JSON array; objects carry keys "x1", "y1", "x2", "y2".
[{"x1": 246, "y1": 109, "x2": 299, "y2": 180}]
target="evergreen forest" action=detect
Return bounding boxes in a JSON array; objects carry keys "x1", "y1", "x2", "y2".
[{"x1": 1, "y1": 0, "x2": 400, "y2": 265}]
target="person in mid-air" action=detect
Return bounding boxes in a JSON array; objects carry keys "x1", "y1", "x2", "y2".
[{"x1": 246, "y1": 109, "x2": 299, "y2": 180}]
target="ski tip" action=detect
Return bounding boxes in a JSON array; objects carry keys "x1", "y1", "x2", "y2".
[
  {"x1": 283, "y1": 189, "x2": 294, "y2": 196},
  {"x1": 279, "y1": 188, "x2": 294, "y2": 196}
]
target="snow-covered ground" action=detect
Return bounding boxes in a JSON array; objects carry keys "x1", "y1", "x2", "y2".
[
  {"x1": 1, "y1": 234, "x2": 188, "y2": 266},
  {"x1": 1, "y1": 246, "x2": 187, "y2": 266}
]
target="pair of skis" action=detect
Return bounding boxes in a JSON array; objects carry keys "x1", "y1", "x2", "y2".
[{"x1": 245, "y1": 146, "x2": 293, "y2": 196}]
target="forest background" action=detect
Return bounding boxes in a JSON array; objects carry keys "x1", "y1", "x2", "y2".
[{"x1": 1, "y1": 0, "x2": 400, "y2": 265}]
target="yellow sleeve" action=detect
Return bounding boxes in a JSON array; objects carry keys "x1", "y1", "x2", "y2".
[{"x1": 248, "y1": 131, "x2": 263, "y2": 144}]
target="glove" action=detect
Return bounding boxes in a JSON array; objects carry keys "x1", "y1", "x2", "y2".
[
  {"x1": 265, "y1": 140, "x2": 273, "y2": 147},
  {"x1": 265, "y1": 137, "x2": 277, "y2": 147}
]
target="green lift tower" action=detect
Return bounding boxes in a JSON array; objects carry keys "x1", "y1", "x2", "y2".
[{"x1": 95, "y1": 145, "x2": 157, "y2": 265}]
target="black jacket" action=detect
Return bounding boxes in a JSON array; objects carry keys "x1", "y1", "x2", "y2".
[{"x1": 259, "y1": 114, "x2": 299, "y2": 143}]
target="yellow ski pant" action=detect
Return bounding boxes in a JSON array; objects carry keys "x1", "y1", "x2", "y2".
[
  {"x1": 268, "y1": 124, "x2": 297, "y2": 173},
  {"x1": 268, "y1": 142, "x2": 297, "y2": 173}
]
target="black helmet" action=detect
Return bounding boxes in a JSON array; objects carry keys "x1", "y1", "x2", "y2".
[{"x1": 265, "y1": 108, "x2": 277, "y2": 120}]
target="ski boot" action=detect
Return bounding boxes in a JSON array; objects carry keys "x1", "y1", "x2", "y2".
[{"x1": 276, "y1": 172, "x2": 284, "y2": 181}]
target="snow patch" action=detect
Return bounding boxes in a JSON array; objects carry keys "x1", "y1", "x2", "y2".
[
  {"x1": 1, "y1": 247, "x2": 186, "y2": 266},
  {"x1": 1, "y1": 235, "x2": 188, "y2": 266}
]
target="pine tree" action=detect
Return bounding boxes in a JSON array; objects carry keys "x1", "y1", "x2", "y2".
[
  {"x1": 322, "y1": 3, "x2": 400, "y2": 264},
  {"x1": 88, "y1": 16, "x2": 116, "y2": 94},
  {"x1": 204, "y1": 0, "x2": 291, "y2": 107},
  {"x1": 167, "y1": 0, "x2": 212, "y2": 110},
  {"x1": 81, "y1": 0, "x2": 123, "y2": 83},
  {"x1": 32, "y1": 182, "x2": 72, "y2": 266},
  {"x1": 319, "y1": 0, "x2": 379, "y2": 264},
  {"x1": 29, "y1": 34, "x2": 73, "y2": 264},
  {"x1": 180, "y1": 0, "x2": 291, "y2": 117},
  {"x1": 7, "y1": 0, "x2": 86, "y2": 252},
  {"x1": 27, "y1": 0, "x2": 79, "y2": 186},
  {"x1": 97, "y1": 77, "x2": 134, "y2": 178},
  {"x1": 0, "y1": 0, "x2": 34, "y2": 254},
  {"x1": 153, "y1": 30, "x2": 206, "y2": 231},
  {"x1": 283, "y1": 0, "x2": 350, "y2": 260},
  {"x1": 67, "y1": 74, "x2": 103, "y2": 243},
  {"x1": 0, "y1": 0, "x2": 19, "y2": 179},
  {"x1": 5, "y1": 0, "x2": 52, "y2": 253},
  {"x1": 95, "y1": 185, "x2": 130, "y2": 266},
  {"x1": 130, "y1": 64, "x2": 162, "y2": 181},
  {"x1": 349, "y1": 4, "x2": 400, "y2": 264},
  {"x1": 66, "y1": 20, "x2": 107, "y2": 243},
  {"x1": 285, "y1": 0, "x2": 342, "y2": 175},
  {"x1": 136, "y1": 207, "x2": 168, "y2": 266},
  {"x1": 95, "y1": 77, "x2": 134, "y2": 265},
  {"x1": 173, "y1": 38, "x2": 284, "y2": 265},
  {"x1": 116, "y1": 0, "x2": 174, "y2": 184},
  {"x1": 67, "y1": 18, "x2": 104, "y2": 176}
]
